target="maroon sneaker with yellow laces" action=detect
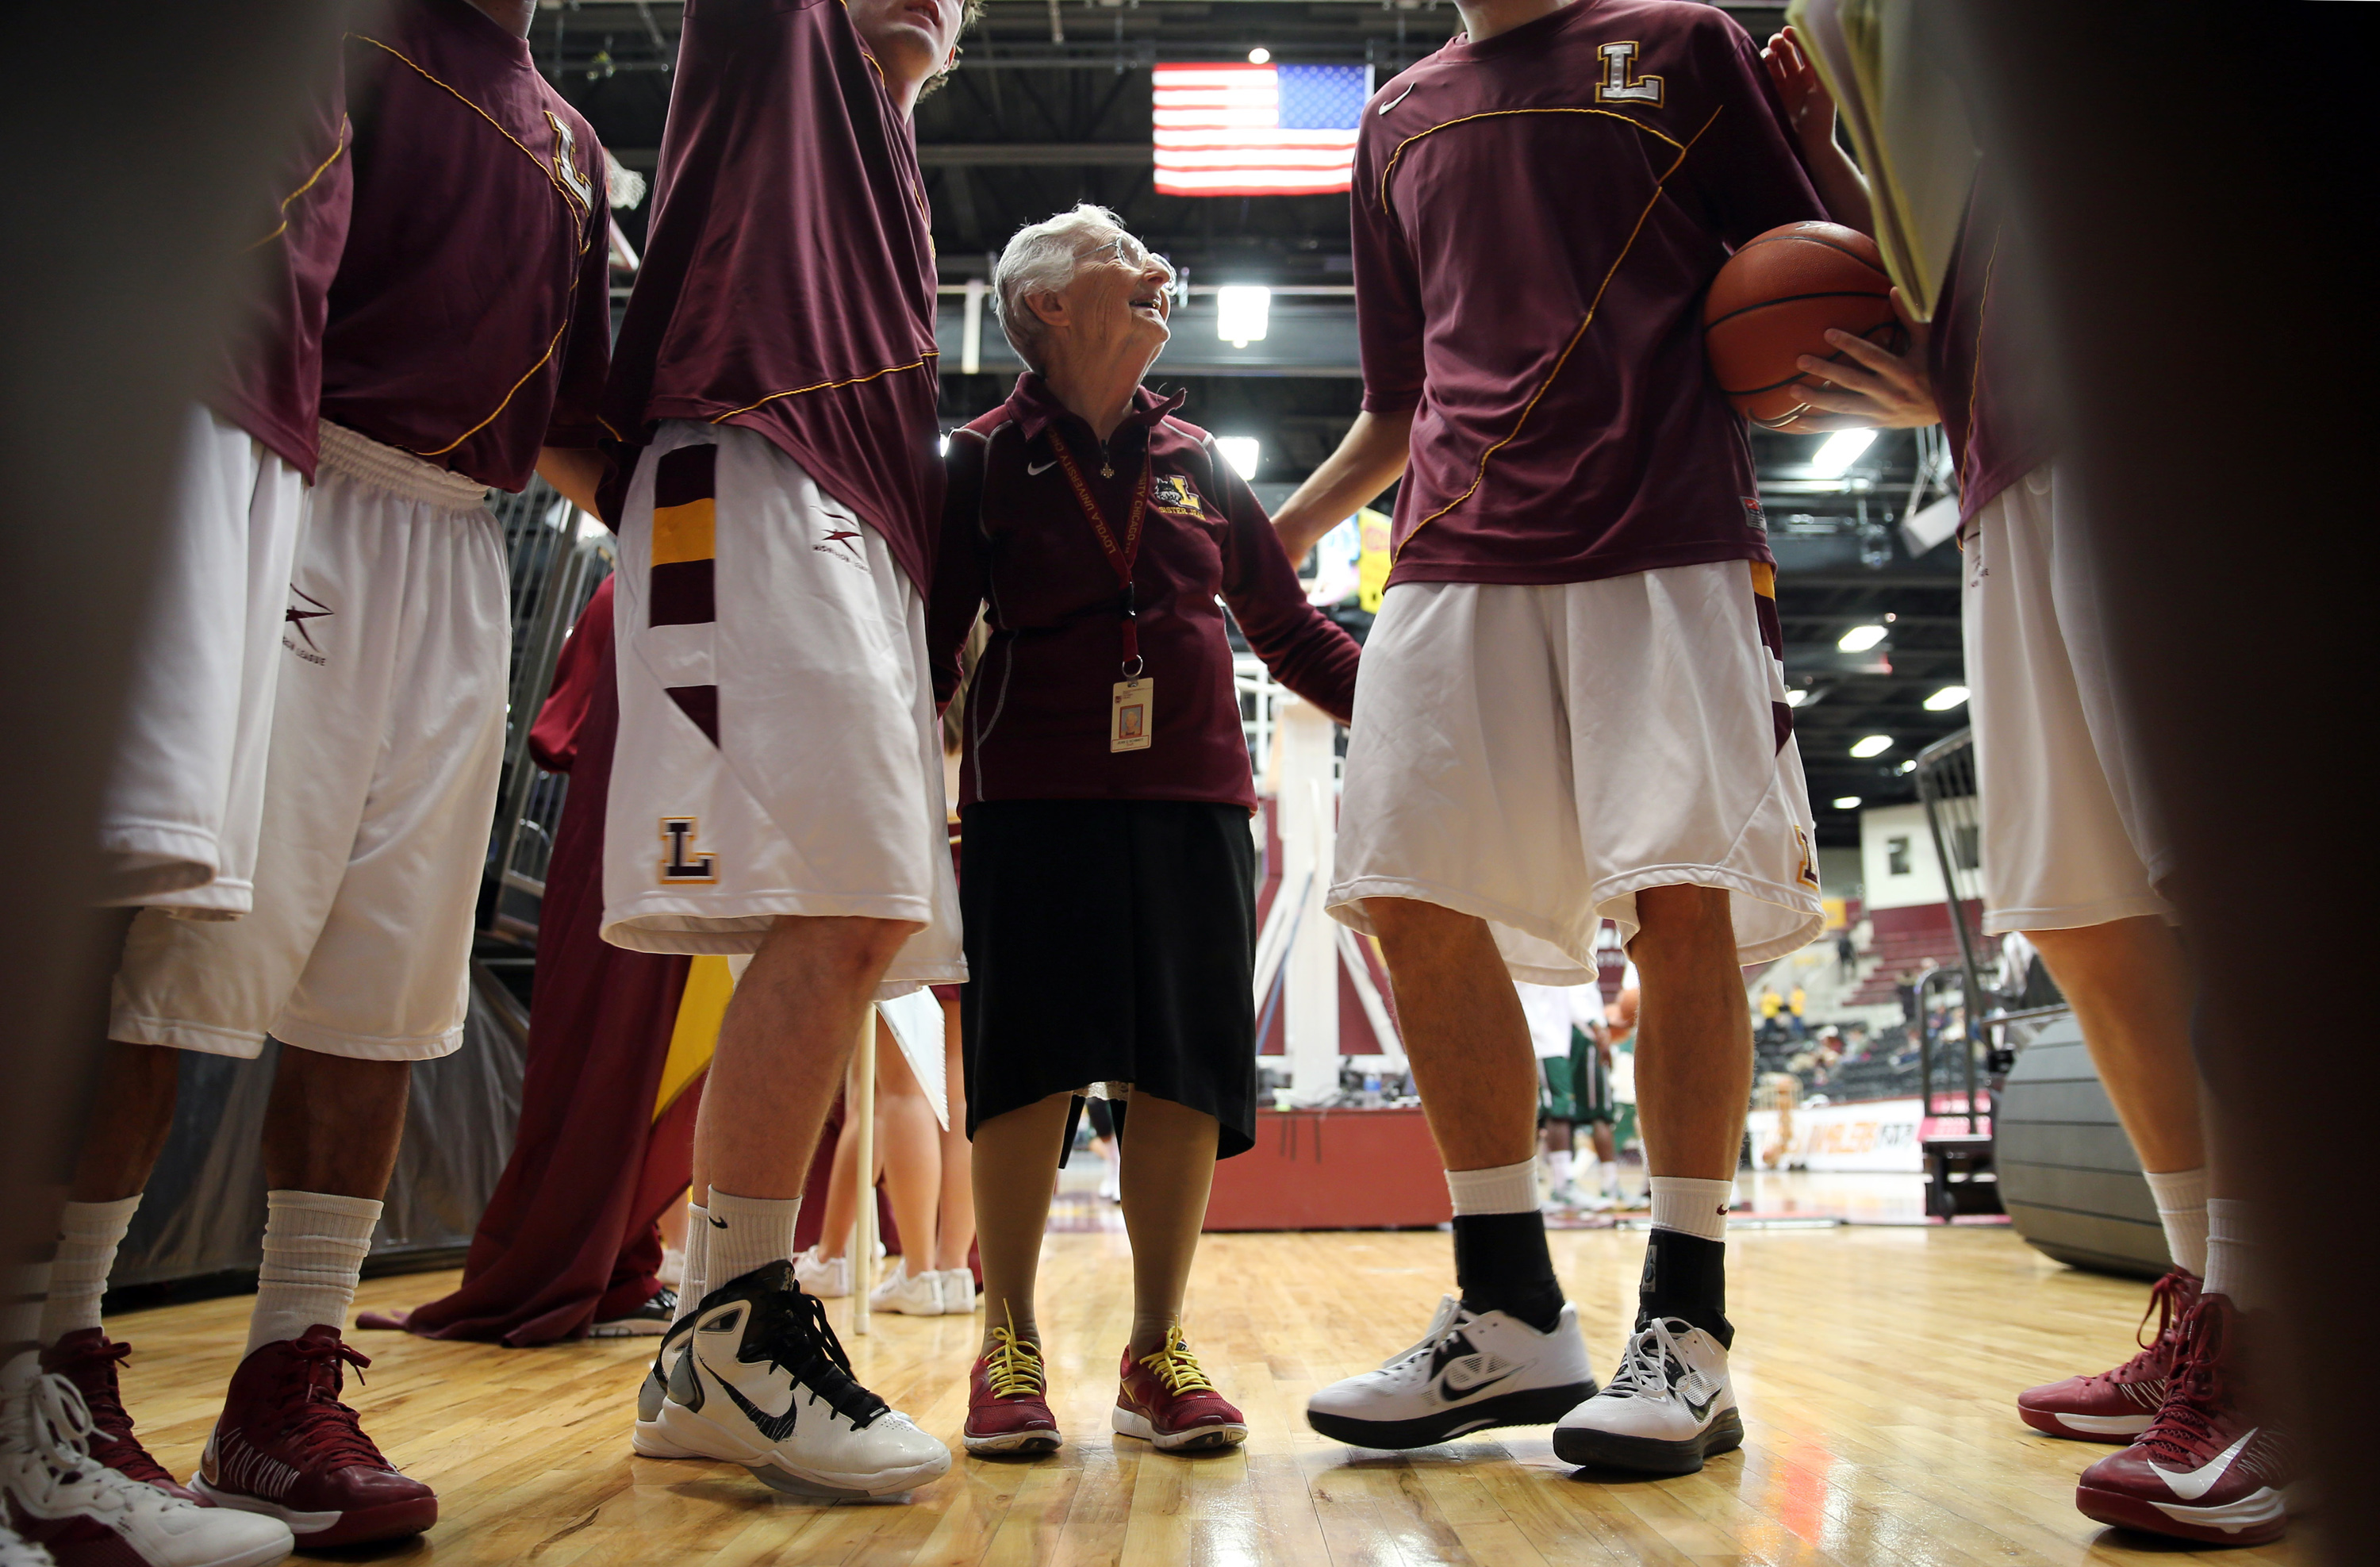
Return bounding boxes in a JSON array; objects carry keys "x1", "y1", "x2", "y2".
[
  {"x1": 963, "y1": 1315, "x2": 1061, "y2": 1457},
  {"x1": 37, "y1": 1331, "x2": 199, "y2": 1502},
  {"x1": 188, "y1": 1326, "x2": 436, "y2": 1548},
  {"x1": 2075, "y1": 1293, "x2": 2293, "y2": 1546},
  {"x1": 1112, "y1": 1328, "x2": 1246, "y2": 1454},
  {"x1": 2017, "y1": 1269, "x2": 2198, "y2": 1442}
]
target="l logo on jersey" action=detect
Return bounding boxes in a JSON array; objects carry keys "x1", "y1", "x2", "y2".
[
  {"x1": 1595, "y1": 41, "x2": 1664, "y2": 106},
  {"x1": 545, "y1": 112, "x2": 594, "y2": 209},
  {"x1": 658, "y1": 816, "x2": 719, "y2": 884}
]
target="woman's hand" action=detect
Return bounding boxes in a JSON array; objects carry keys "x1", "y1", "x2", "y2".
[
  {"x1": 1793, "y1": 287, "x2": 1941, "y2": 429},
  {"x1": 1762, "y1": 26, "x2": 1833, "y2": 159}
]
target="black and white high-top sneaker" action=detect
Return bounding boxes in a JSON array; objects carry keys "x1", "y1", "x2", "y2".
[
  {"x1": 641, "y1": 1261, "x2": 950, "y2": 1498},
  {"x1": 1552, "y1": 1316, "x2": 1741, "y2": 1474},
  {"x1": 1306, "y1": 1296, "x2": 1598, "y2": 1450}
]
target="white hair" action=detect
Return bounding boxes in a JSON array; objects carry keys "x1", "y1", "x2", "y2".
[{"x1": 990, "y1": 203, "x2": 1170, "y2": 372}]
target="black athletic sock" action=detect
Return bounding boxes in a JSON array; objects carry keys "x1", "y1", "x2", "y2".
[
  {"x1": 1637, "y1": 1228, "x2": 1733, "y2": 1348},
  {"x1": 1452, "y1": 1211, "x2": 1565, "y2": 1335}
]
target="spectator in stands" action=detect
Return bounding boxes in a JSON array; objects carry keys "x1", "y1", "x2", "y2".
[
  {"x1": 1787, "y1": 984, "x2": 1807, "y2": 1041},
  {"x1": 1836, "y1": 928, "x2": 1858, "y2": 980},
  {"x1": 1757, "y1": 987, "x2": 1784, "y2": 1046}
]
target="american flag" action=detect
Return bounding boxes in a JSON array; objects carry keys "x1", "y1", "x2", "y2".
[{"x1": 1152, "y1": 63, "x2": 1372, "y2": 198}]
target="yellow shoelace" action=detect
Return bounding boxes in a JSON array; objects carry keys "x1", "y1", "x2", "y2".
[
  {"x1": 1135, "y1": 1325, "x2": 1217, "y2": 1396},
  {"x1": 985, "y1": 1307, "x2": 1045, "y2": 1399}
]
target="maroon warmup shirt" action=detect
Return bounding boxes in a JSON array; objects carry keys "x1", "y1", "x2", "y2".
[
  {"x1": 599, "y1": 0, "x2": 943, "y2": 593},
  {"x1": 1355, "y1": 0, "x2": 1823, "y2": 588},
  {"x1": 1929, "y1": 166, "x2": 2054, "y2": 526},
  {"x1": 212, "y1": 67, "x2": 351, "y2": 482},
  {"x1": 928, "y1": 377, "x2": 1361, "y2": 812},
  {"x1": 321, "y1": 0, "x2": 612, "y2": 492}
]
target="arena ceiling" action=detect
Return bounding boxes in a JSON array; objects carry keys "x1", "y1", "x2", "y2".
[{"x1": 541, "y1": 0, "x2": 1959, "y2": 842}]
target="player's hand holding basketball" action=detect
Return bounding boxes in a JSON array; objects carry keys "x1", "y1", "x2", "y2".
[{"x1": 1794, "y1": 288, "x2": 1940, "y2": 430}]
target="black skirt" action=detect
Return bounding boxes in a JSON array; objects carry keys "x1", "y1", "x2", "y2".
[{"x1": 960, "y1": 798, "x2": 1257, "y2": 1158}]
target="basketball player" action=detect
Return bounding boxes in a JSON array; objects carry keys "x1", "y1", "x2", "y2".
[
  {"x1": 597, "y1": 0, "x2": 977, "y2": 1501},
  {"x1": 1793, "y1": 151, "x2": 2293, "y2": 1543},
  {"x1": 1272, "y1": 0, "x2": 1868, "y2": 1474},
  {"x1": 27, "y1": 0, "x2": 612, "y2": 1550}
]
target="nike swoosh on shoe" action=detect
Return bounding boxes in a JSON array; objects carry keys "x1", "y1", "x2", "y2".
[
  {"x1": 1439, "y1": 1366, "x2": 1518, "y2": 1399},
  {"x1": 715, "y1": 1368, "x2": 801, "y2": 1444},
  {"x1": 2148, "y1": 1430, "x2": 2256, "y2": 1500}
]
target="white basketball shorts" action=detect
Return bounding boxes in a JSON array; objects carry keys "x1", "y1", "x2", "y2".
[
  {"x1": 1330, "y1": 561, "x2": 1824, "y2": 983},
  {"x1": 1964, "y1": 463, "x2": 2174, "y2": 933},
  {"x1": 97, "y1": 405, "x2": 308, "y2": 914},
  {"x1": 109, "y1": 422, "x2": 509, "y2": 1061},
  {"x1": 601, "y1": 422, "x2": 963, "y2": 996}
]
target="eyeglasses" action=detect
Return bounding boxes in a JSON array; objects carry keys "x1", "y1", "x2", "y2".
[{"x1": 1084, "y1": 233, "x2": 1174, "y2": 283}]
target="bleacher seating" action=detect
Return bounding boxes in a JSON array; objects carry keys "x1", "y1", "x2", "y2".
[{"x1": 1844, "y1": 901, "x2": 1984, "y2": 1007}]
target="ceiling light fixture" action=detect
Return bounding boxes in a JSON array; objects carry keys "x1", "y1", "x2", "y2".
[
  {"x1": 1897, "y1": 759, "x2": 1918, "y2": 774},
  {"x1": 1833, "y1": 796, "x2": 1862, "y2": 810},
  {"x1": 1808, "y1": 428, "x2": 1878, "y2": 478},
  {"x1": 1924, "y1": 685, "x2": 1971, "y2": 711},
  {"x1": 1215, "y1": 285, "x2": 1271, "y2": 348},
  {"x1": 1215, "y1": 437, "x2": 1261, "y2": 480},
  {"x1": 1837, "y1": 623, "x2": 1887, "y2": 652},
  {"x1": 1850, "y1": 734, "x2": 1894, "y2": 758},
  {"x1": 1248, "y1": 46, "x2": 1271, "y2": 63}
]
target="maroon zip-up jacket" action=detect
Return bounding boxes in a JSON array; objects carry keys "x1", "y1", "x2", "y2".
[{"x1": 928, "y1": 376, "x2": 1360, "y2": 812}]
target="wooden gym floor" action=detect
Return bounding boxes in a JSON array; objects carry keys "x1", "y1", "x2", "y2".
[{"x1": 108, "y1": 1223, "x2": 2313, "y2": 1565}]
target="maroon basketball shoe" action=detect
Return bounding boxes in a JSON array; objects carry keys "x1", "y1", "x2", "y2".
[
  {"x1": 38, "y1": 1331, "x2": 198, "y2": 1502},
  {"x1": 188, "y1": 1327, "x2": 436, "y2": 1548},
  {"x1": 1112, "y1": 1328, "x2": 1246, "y2": 1453},
  {"x1": 963, "y1": 1318, "x2": 1060, "y2": 1457},
  {"x1": 2075, "y1": 1294, "x2": 2293, "y2": 1547},
  {"x1": 2017, "y1": 1269, "x2": 2198, "y2": 1442}
]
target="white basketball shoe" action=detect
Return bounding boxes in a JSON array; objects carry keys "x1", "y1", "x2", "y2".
[
  {"x1": 936, "y1": 1269, "x2": 977, "y2": 1314},
  {"x1": 642, "y1": 1262, "x2": 950, "y2": 1498},
  {"x1": 791, "y1": 1246, "x2": 851, "y2": 1299},
  {"x1": 1553, "y1": 1317, "x2": 1742, "y2": 1474},
  {"x1": 1306, "y1": 1296, "x2": 1598, "y2": 1450},
  {"x1": 867, "y1": 1262, "x2": 942, "y2": 1317}
]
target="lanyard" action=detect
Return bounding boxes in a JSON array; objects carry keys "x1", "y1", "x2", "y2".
[{"x1": 1046, "y1": 432, "x2": 1154, "y2": 677}]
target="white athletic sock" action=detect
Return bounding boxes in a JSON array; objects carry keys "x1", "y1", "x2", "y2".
[
  {"x1": 1648, "y1": 1176, "x2": 1733, "y2": 1244},
  {"x1": 2202, "y1": 1197, "x2": 2259, "y2": 1308},
  {"x1": 246, "y1": 1190, "x2": 380, "y2": 1356},
  {"x1": 1545, "y1": 1150, "x2": 1574, "y2": 1193},
  {"x1": 704, "y1": 1187, "x2": 800, "y2": 1292},
  {"x1": 672, "y1": 1199, "x2": 710, "y2": 1326},
  {"x1": 1595, "y1": 1160, "x2": 1619, "y2": 1196},
  {"x1": 4, "y1": 1260, "x2": 49, "y2": 1354},
  {"x1": 1445, "y1": 1160, "x2": 1539, "y2": 1216},
  {"x1": 2141, "y1": 1166, "x2": 2209, "y2": 1277},
  {"x1": 37, "y1": 1196, "x2": 142, "y2": 1346}
]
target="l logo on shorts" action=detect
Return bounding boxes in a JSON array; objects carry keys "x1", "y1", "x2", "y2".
[{"x1": 659, "y1": 816, "x2": 720, "y2": 884}]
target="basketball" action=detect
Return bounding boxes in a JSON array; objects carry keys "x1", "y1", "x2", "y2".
[{"x1": 1704, "y1": 221, "x2": 1906, "y2": 432}]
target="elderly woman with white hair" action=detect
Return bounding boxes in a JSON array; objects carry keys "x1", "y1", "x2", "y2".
[{"x1": 927, "y1": 205, "x2": 1360, "y2": 1458}]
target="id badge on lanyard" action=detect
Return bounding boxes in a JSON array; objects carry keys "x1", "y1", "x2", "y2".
[{"x1": 1047, "y1": 435, "x2": 1157, "y2": 754}]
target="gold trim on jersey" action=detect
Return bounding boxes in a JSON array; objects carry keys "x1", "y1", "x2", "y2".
[
  {"x1": 706, "y1": 355, "x2": 941, "y2": 424},
  {"x1": 245, "y1": 115, "x2": 351, "y2": 252},
  {"x1": 347, "y1": 33, "x2": 601, "y2": 465},
  {"x1": 1376, "y1": 106, "x2": 1685, "y2": 215},
  {"x1": 1390, "y1": 104, "x2": 1724, "y2": 563},
  {"x1": 348, "y1": 35, "x2": 596, "y2": 242},
  {"x1": 412, "y1": 311, "x2": 577, "y2": 459}
]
